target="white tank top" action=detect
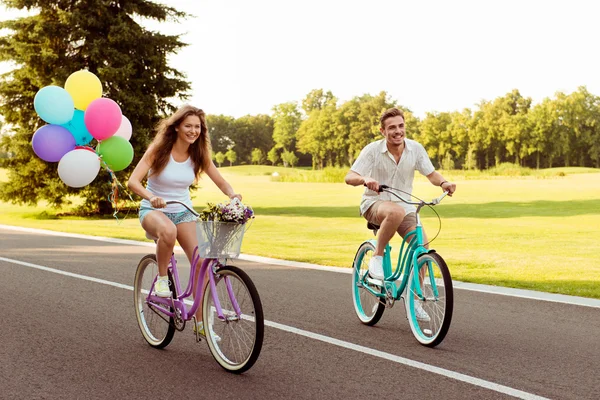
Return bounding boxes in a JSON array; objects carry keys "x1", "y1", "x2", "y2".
[{"x1": 140, "y1": 154, "x2": 195, "y2": 213}]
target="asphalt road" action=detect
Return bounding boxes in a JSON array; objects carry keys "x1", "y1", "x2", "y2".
[{"x1": 1, "y1": 227, "x2": 599, "y2": 400}]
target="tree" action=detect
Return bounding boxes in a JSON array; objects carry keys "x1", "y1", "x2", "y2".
[
  {"x1": 214, "y1": 151, "x2": 226, "y2": 167},
  {"x1": 231, "y1": 114, "x2": 274, "y2": 164},
  {"x1": 267, "y1": 147, "x2": 279, "y2": 165},
  {"x1": 527, "y1": 98, "x2": 559, "y2": 168},
  {"x1": 225, "y1": 148, "x2": 237, "y2": 166},
  {"x1": 0, "y1": 0, "x2": 190, "y2": 211},
  {"x1": 417, "y1": 111, "x2": 452, "y2": 168},
  {"x1": 207, "y1": 114, "x2": 235, "y2": 155},
  {"x1": 251, "y1": 148, "x2": 265, "y2": 165},
  {"x1": 281, "y1": 150, "x2": 298, "y2": 168},
  {"x1": 301, "y1": 88, "x2": 335, "y2": 114},
  {"x1": 272, "y1": 102, "x2": 301, "y2": 151}
]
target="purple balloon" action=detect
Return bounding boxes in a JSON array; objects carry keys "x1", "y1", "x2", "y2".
[{"x1": 31, "y1": 125, "x2": 77, "y2": 162}]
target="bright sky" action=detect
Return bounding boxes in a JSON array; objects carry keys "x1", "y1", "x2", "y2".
[{"x1": 2, "y1": 0, "x2": 600, "y2": 118}]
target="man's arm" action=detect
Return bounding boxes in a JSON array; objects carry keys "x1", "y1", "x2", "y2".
[
  {"x1": 345, "y1": 170, "x2": 379, "y2": 192},
  {"x1": 426, "y1": 171, "x2": 456, "y2": 196}
]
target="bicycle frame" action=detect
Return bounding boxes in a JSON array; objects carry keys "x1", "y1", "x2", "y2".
[
  {"x1": 145, "y1": 246, "x2": 241, "y2": 324},
  {"x1": 358, "y1": 189, "x2": 447, "y2": 302}
]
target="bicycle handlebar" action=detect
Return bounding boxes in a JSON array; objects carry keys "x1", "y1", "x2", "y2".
[
  {"x1": 162, "y1": 199, "x2": 246, "y2": 218},
  {"x1": 364, "y1": 183, "x2": 448, "y2": 207},
  {"x1": 165, "y1": 200, "x2": 200, "y2": 217}
]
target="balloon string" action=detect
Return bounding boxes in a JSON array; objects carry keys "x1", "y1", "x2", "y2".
[{"x1": 99, "y1": 156, "x2": 134, "y2": 223}]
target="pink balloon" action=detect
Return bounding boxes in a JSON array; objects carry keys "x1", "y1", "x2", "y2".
[{"x1": 84, "y1": 98, "x2": 122, "y2": 140}]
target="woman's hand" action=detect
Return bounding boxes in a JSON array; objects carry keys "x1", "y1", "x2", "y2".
[
  {"x1": 229, "y1": 193, "x2": 242, "y2": 202},
  {"x1": 149, "y1": 196, "x2": 166, "y2": 208}
]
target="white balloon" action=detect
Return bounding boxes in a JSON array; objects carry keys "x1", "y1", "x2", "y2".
[
  {"x1": 113, "y1": 115, "x2": 132, "y2": 141},
  {"x1": 58, "y1": 148, "x2": 101, "y2": 188}
]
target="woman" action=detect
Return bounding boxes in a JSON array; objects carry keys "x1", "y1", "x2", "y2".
[{"x1": 128, "y1": 104, "x2": 241, "y2": 336}]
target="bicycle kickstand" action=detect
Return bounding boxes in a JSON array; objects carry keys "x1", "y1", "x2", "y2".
[{"x1": 192, "y1": 315, "x2": 202, "y2": 343}]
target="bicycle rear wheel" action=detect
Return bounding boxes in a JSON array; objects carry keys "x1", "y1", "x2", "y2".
[
  {"x1": 133, "y1": 254, "x2": 176, "y2": 349},
  {"x1": 202, "y1": 265, "x2": 264, "y2": 373},
  {"x1": 405, "y1": 252, "x2": 453, "y2": 347},
  {"x1": 352, "y1": 242, "x2": 385, "y2": 326}
]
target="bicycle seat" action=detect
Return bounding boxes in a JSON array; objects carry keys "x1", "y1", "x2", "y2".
[
  {"x1": 367, "y1": 222, "x2": 380, "y2": 231},
  {"x1": 145, "y1": 231, "x2": 159, "y2": 241}
]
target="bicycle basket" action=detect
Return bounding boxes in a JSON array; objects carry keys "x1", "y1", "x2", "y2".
[{"x1": 196, "y1": 221, "x2": 246, "y2": 259}]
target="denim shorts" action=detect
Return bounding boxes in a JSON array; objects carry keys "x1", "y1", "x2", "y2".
[{"x1": 139, "y1": 208, "x2": 198, "y2": 225}]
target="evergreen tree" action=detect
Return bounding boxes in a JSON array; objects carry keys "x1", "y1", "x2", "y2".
[{"x1": 0, "y1": 0, "x2": 190, "y2": 211}]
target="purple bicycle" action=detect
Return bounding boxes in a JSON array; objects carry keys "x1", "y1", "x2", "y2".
[{"x1": 133, "y1": 200, "x2": 264, "y2": 373}]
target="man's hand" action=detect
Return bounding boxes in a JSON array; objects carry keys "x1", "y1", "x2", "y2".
[
  {"x1": 363, "y1": 177, "x2": 380, "y2": 192},
  {"x1": 441, "y1": 181, "x2": 456, "y2": 196}
]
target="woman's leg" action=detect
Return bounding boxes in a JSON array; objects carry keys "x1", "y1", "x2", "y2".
[
  {"x1": 141, "y1": 211, "x2": 177, "y2": 276},
  {"x1": 175, "y1": 221, "x2": 207, "y2": 322}
]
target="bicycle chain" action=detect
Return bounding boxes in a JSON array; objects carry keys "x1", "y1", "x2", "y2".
[{"x1": 148, "y1": 301, "x2": 186, "y2": 332}]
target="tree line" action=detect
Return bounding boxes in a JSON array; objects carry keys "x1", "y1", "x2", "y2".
[
  {"x1": 1, "y1": 1, "x2": 597, "y2": 212},
  {"x1": 211, "y1": 87, "x2": 600, "y2": 170}
]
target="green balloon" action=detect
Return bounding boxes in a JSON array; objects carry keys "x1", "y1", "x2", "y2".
[{"x1": 97, "y1": 135, "x2": 134, "y2": 171}]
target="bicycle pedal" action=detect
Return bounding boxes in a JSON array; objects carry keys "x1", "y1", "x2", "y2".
[{"x1": 366, "y1": 276, "x2": 384, "y2": 286}]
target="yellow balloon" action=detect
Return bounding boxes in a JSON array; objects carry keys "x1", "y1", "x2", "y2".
[{"x1": 64, "y1": 70, "x2": 103, "y2": 110}]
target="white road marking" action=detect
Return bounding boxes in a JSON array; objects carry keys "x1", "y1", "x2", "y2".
[
  {"x1": 1, "y1": 255, "x2": 549, "y2": 400},
  {"x1": 1, "y1": 224, "x2": 599, "y2": 308}
]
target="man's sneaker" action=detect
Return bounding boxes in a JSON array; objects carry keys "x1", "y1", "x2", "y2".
[
  {"x1": 414, "y1": 302, "x2": 431, "y2": 322},
  {"x1": 153, "y1": 277, "x2": 171, "y2": 298},
  {"x1": 193, "y1": 321, "x2": 221, "y2": 342},
  {"x1": 368, "y1": 255, "x2": 384, "y2": 280}
]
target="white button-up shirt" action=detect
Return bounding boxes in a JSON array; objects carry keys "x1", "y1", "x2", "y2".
[{"x1": 351, "y1": 138, "x2": 435, "y2": 215}]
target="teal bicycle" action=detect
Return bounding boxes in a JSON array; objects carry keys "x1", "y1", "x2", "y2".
[{"x1": 352, "y1": 185, "x2": 454, "y2": 347}]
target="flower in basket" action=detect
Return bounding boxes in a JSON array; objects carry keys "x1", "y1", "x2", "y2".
[{"x1": 199, "y1": 199, "x2": 254, "y2": 224}]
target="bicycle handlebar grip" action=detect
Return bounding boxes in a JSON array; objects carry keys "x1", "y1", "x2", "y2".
[{"x1": 363, "y1": 183, "x2": 389, "y2": 192}]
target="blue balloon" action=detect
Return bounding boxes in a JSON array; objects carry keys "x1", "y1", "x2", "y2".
[
  {"x1": 34, "y1": 86, "x2": 75, "y2": 125},
  {"x1": 61, "y1": 110, "x2": 93, "y2": 145}
]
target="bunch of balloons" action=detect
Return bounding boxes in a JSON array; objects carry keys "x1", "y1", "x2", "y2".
[{"x1": 31, "y1": 70, "x2": 134, "y2": 188}]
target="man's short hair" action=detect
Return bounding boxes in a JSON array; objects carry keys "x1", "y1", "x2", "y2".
[{"x1": 380, "y1": 108, "x2": 405, "y2": 129}]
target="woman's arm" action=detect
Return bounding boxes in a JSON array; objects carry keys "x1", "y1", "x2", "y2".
[
  {"x1": 204, "y1": 160, "x2": 242, "y2": 201},
  {"x1": 127, "y1": 145, "x2": 166, "y2": 208}
]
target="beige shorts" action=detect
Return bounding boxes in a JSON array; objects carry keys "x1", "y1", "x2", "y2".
[{"x1": 363, "y1": 201, "x2": 417, "y2": 238}]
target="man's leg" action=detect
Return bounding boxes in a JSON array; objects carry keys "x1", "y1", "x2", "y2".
[
  {"x1": 372, "y1": 202, "x2": 406, "y2": 256},
  {"x1": 363, "y1": 201, "x2": 406, "y2": 279}
]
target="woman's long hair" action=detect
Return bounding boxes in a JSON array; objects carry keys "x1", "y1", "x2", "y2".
[{"x1": 149, "y1": 105, "x2": 211, "y2": 179}]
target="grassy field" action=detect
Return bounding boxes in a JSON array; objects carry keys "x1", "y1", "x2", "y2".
[{"x1": 1, "y1": 166, "x2": 599, "y2": 299}]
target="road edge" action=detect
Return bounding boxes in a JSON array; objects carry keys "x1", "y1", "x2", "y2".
[{"x1": 2, "y1": 223, "x2": 599, "y2": 308}]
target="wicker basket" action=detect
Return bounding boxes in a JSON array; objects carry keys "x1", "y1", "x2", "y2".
[{"x1": 196, "y1": 221, "x2": 246, "y2": 259}]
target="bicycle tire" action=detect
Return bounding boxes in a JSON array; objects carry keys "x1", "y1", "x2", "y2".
[
  {"x1": 405, "y1": 252, "x2": 453, "y2": 347},
  {"x1": 352, "y1": 241, "x2": 385, "y2": 326},
  {"x1": 202, "y1": 265, "x2": 264, "y2": 373},
  {"x1": 133, "y1": 254, "x2": 176, "y2": 349}
]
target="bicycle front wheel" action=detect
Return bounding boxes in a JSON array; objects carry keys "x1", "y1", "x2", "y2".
[
  {"x1": 352, "y1": 241, "x2": 385, "y2": 326},
  {"x1": 133, "y1": 254, "x2": 176, "y2": 349},
  {"x1": 202, "y1": 265, "x2": 264, "y2": 373},
  {"x1": 406, "y1": 252, "x2": 453, "y2": 347}
]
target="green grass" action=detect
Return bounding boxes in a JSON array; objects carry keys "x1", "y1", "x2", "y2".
[{"x1": 1, "y1": 166, "x2": 600, "y2": 299}]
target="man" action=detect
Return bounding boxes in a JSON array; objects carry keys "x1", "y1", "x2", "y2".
[{"x1": 345, "y1": 107, "x2": 456, "y2": 288}]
